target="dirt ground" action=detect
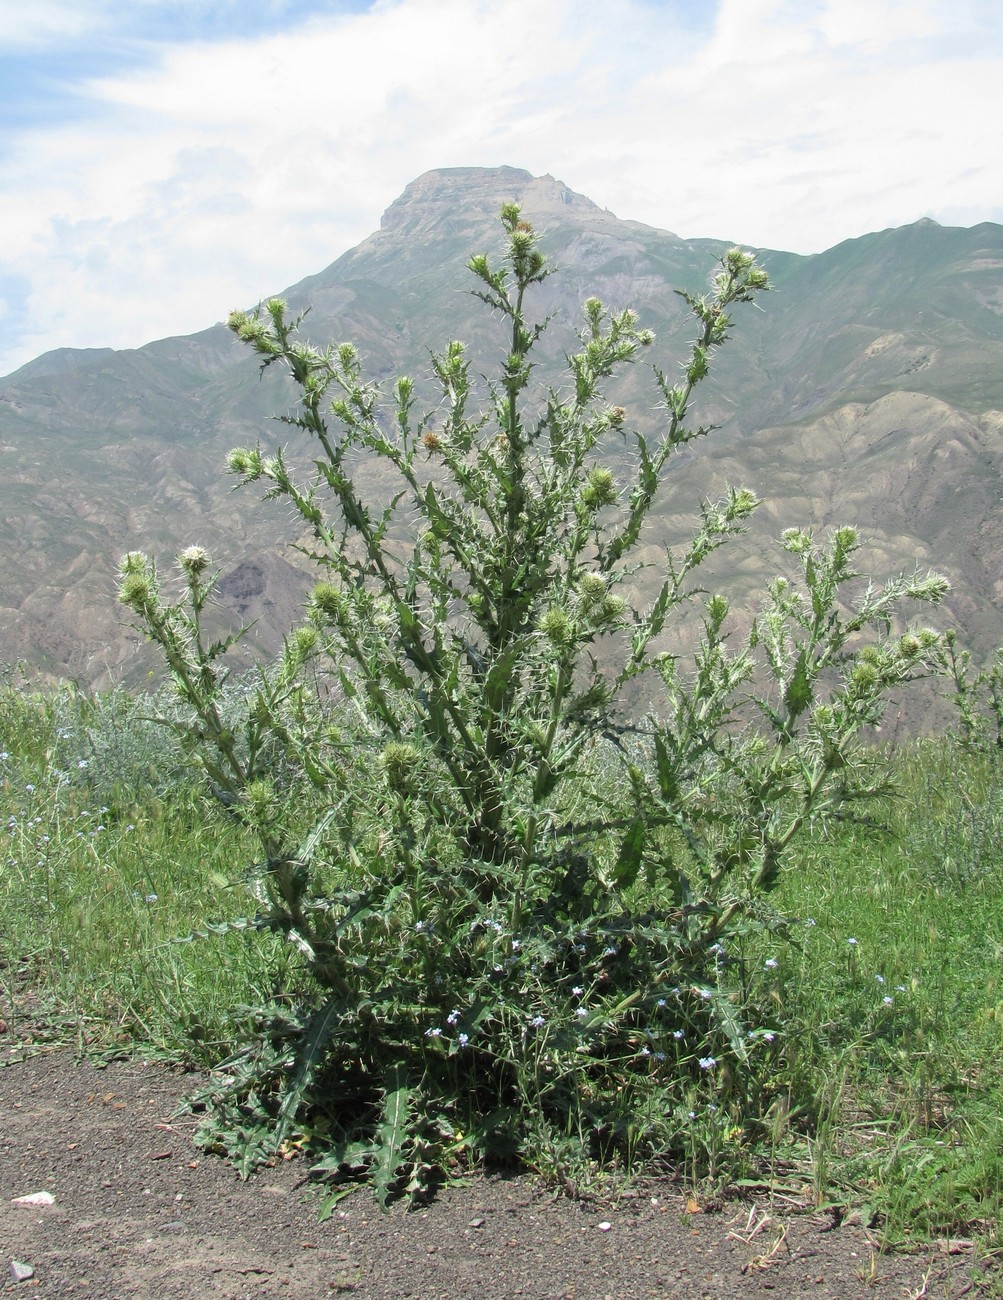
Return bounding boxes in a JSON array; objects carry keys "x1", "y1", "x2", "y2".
[{"x1": 0, "y1": 1044, "x2": 998, "y2": 1300}]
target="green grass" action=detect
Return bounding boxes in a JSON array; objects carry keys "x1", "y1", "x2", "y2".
[
  {"x1": 745, "y1": 740, "x2": 1003, "y2": 1245},
  {"x1": 2, "y1": 681, "x2": 1001, "y2": 1250},
  {"x1": 0, "y1": 681, "x2": 289, "y2": 1063}
]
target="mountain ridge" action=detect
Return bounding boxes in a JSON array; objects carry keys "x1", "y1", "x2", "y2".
[{"x1": 2, "y1": 166, "x2": 1002, "y2": 695}]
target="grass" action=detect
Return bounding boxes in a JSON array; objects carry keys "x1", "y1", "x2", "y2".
[
  {"x1": 0, "y1": 678, "x2": 288, "y2": 1063},
  {"x1": 1, "y1": 677, "x2": 1001, "y2": 1252},
  {"x1": 745, "y1": 740, "x2": 1003, "y2": 1246}
]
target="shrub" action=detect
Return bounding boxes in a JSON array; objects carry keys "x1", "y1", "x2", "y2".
[{"x1": 119, "y1": 205, "x2": 947, "y2": 1203}]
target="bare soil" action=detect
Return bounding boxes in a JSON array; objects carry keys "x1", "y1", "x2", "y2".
[{"x1": 0, "y1": 1041, "x2": 998, "y2": 1299}]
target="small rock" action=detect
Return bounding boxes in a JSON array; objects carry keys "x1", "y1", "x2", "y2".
[
  {"x1": 597, "y1": 1221, "x2": 612, "y2": 1231},
  {"x1": 158, "y1": 1221, "x2": 186, "y2": 1234},
  {"x1": 467, "y1": 1217, "x2": 485, "y2": 1228},
  {"x1": 10, "y1": 1260, "x2": 35, "y2": 1283},
  {"x1": 11, "y1": 1192, "x2": 54, "y2": 1208}
]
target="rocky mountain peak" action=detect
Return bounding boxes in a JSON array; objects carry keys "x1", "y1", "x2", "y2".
[{"x1": 378, "y1": 166, "x2": 613, "y2": 237}]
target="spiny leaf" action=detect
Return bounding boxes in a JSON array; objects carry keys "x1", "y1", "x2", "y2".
[
  {"x1": 274, "y1": 995, "x2": 347, "y2": 1144},
  {"x1": 612, "y1": 819, "x2": 646, "y2": 890},
  {"x1": 373, "y1": 1062, "x2": 412, "y2": 1209}
]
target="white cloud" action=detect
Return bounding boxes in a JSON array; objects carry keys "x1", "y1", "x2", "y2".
[
  {"x1": 0, "y1": 1, "x2": 101, "y2": 47},
  {"x1": 1, "y1": 0, "x2": 1001, "y2": 374}
]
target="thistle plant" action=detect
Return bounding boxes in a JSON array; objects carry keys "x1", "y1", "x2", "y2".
[
  {"x1": 942, "y1": 629, "x2": 1003, "y2": 750},
  {"x1": 119, "y1": 205, "x2": 947, "y2": 1202}
]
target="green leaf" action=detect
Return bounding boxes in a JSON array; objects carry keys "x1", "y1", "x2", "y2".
[
  {"x1": 612, "y1": 819, "x2": 646, "y2": 890},
  {"x1": 316, "y1": 1181, "x2": 359, "y2": 1221},
  {"x1": 783, "y1": 649, "x2": 813, "y2": 723},
  {"x1": 707, "y1": 988, "x2": 749, "y2": 1062},
  {"x1": 373, "y1": 1062, "x2": 412, "y2": 1209},
  {"x1": 295, "y1": 808, "x2": 339, "y2": 868},
  {"x1": 275, "y1": 995, "x2": 346, "y2": 1143},
  {"x1": 652, "y1": 730, "x2": 679, "y2": 803}
]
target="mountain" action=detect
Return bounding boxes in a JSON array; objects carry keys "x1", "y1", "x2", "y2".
[{"x1": 2, "y1": 166, "x2": 1002, "y2": 695}]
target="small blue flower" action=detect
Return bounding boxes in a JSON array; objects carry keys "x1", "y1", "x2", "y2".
[
  {"x1": 457, "y1": 1033, "x2": 469, "y2": 1047},
  {"x1": 529, "y1": 1015, "x2": 545, "y2": 1028},
  {"x1": 699, "y1": 1056, "x2": 717, "y2": 1070},
  {"x1": 571, "y1": 985, "x2": 584, "y2": 997},
  {"x1": 764, "y1": 958, "x2": 778, "y2": 970}
]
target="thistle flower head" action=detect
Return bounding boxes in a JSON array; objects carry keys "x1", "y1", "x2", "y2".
[
  {"x1": 577, "y1": 573, "x2": 607, "y2": 607},
  {"x1": 119, "y1": 551, "x2": 151, "y2": 577},
  {"x1": 178, "y1": 545, "x2": 211, "y2": 578},
  {"x1": 781, "y1": 527, "x2": 812, "y2": 555}
]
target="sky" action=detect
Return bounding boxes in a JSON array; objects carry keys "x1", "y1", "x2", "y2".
[{"x1": 1, "y1": 0, "x2": 1001, "y2": 377}]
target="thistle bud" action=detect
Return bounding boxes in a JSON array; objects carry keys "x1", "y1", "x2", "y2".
[
  {"x1": 851, "y1": 660, "x2": 880, "y2": 688},
  {"x1": 581, "y1": 467, "x2": 617, "y2": 510},
  {"x1": 117, "y1": 572, "x2": 157, "y2": 614},
  {"x1": 244, "y1": 779, "x2": 278, "y2": 830},
  {"x1": 286, "y1": 625, "x2": 318, "y2": 665},
  {"x1": 226, "y1": 447, "x2": 263, "y2": 480},
  {"x1": 311, "y1": 582, "x2": 346, "y2": 623},
  {"x1": 541, "y1": 607, "x2": 573, "y2": 646},
  {"x1": 380, "y1": 741, "x2": 423, "y2": 793},
  {"x1": 781, "y1": 528, "x2": 811, "y2": 555},
  {"x1": 596, "y1": 594, "x2": 626, "y2": 625}
]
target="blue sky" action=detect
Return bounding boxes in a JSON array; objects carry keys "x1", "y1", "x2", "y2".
[{"x1": 2, "y1": 0, "x2": 1001, "y2": 376}]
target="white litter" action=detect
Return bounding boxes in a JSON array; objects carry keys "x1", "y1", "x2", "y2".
[{"x1": 11, "y1": 1192, "x2": 55, "y2": 1208}]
